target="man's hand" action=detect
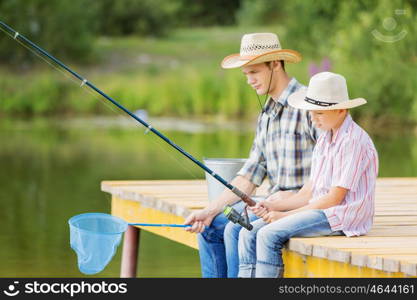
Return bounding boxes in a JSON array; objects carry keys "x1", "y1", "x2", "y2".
[
  {"x1": 262, "y1": 211, "x2": 288, "y2": 223},
  {"x1": 184, "y1": 209, "x2": 215, "y2": 233}
]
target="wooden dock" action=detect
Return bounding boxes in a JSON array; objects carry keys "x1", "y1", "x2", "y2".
[{"x1": 101, "y1": 178, "x2": 417, "y2": 277}]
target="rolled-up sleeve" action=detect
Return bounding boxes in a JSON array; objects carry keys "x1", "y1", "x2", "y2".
[{"x1": 236, "y1": 114, "x2": 267, "y2": 186}]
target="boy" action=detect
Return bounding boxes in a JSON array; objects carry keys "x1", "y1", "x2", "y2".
[{"x1": 238, "y1": 72, "x2": 378, "y2": 278}]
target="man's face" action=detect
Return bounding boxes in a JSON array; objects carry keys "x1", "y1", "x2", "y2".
[
  {"x1": 242, "y1": 63, "x2": 273, "y2": 95},
  {"x1": 309, "y1": 109, "x2": 346, "y2": 131}
]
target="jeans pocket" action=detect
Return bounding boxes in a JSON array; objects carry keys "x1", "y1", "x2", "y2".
[{"x1": 201, "y1": 226, "x2": 224, "y2": 243}]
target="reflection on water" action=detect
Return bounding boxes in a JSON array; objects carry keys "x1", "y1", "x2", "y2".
[{"x1": 0, "y1": 117, "x2": 416, "y2": 277}]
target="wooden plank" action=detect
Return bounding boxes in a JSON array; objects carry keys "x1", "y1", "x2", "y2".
[
  {"x1": 366, "y1": 226, "x2": 417, "y2": 236},
  {"x1": 329, "y1": 248, "x2": 417, "y2": 267},
  {"x1": 291, "y1": 236, "x2": 417, "y2": 246},
  {"x1": 374, "y1": 212, "x2": 417, "y2": 216},
  {"x1": 365, "y1": 254, "x2": 417, "y2": 274},
  {"x1": 373, "y1": 216, "x2": 417, "y2": 222}
]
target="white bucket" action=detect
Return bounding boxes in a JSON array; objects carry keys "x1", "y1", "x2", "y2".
[{"x1": 203, "y1": 158, "x2": 247, "y2": 202}]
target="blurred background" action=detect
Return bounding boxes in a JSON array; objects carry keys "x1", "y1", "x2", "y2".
[{"x1": 0, "y1": 0, "x2": 416, "y2": 277}]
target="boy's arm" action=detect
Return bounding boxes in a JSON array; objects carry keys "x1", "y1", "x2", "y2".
[
  {"x1": 262, "y1": 186, "x2": 347, "y2": 223},
  {"x1": 250, "y1": 181, "x2": 313, "y2": 218},
  {"x1": 264, "y1": 180, "x2": 313, "y2": 211},
  {"x1": 290, "y1": 186, "x2": 347, "y2": 213}
]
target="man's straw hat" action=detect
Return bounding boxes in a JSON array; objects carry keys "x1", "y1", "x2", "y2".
[
  {"x1": 288, "y1": 72, "x2": 367, "y2": 110},
  {"x1": 221, "y1": 33, "x2": 301, "y2": 69}
]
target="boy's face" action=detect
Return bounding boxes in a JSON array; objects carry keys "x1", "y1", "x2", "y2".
[
  {"x1": 309, "y1": 109, "x2": 347, "y2": 131},
  {"x1": 242, "y1": 63, "x2": 274, "y2": 95}
]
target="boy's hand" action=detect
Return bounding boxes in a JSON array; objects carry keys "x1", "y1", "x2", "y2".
[
  {"x1": 248, "y1": 202, "x2": 269, "y2": 217},
  {"x1": 262, "y1": 211, "x2": 288, "y2": 223}
]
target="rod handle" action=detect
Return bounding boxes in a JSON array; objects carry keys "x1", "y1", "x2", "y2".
[{"x1": 231, "y1": 187, "x2": 257, "y2": 206}]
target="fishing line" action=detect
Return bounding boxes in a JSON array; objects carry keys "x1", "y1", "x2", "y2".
[
  {"x1": 0, "y1": 21, "x2": 255, "y2": 205},
  {"x1": 2, "y1": 21, "x2": 258, "y2": 233},
  {"x1": 0, "y1": 25, "x2": 123, "y2": 117},
  {"x1": 0, "y1": 25, "x2": 201, "y2": 180}
]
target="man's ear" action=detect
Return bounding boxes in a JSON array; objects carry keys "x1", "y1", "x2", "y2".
[{"x1": 270, "y1": 60, "x2": 282, "y2": 71}]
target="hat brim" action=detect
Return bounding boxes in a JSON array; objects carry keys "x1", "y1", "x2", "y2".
[
  {"x1": 288, "y1": 89, "x2": 367, "y2": 110},
  {"x1": 221, "y1": 49, "x2": 302, "y2": 69}
]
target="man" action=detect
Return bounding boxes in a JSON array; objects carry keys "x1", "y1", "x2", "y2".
[
  {"x1": 238, "y1": 72, "x2": 378, "y2": 278},
  {"x1": 184, "y1": 33, "x2": 318, "y2": 277}
]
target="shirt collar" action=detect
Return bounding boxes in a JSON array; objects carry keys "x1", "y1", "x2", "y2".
[
  {"x1": 263, "y1": 77, "x2": 300, "y2": 115},
  {"x1": 276, "y1": 77, "x2": 299, "y2": 106},
  {"x1": 326, "y1": 113, "x2": 353, "y2": 144}
]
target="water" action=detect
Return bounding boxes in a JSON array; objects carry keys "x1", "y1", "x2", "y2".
[
  {"x1": 0, "y1": 116, "x2": 416, "y2": 277},
  {"x1": 0, "y1": 116, "x2": 253, "y2": 277}
]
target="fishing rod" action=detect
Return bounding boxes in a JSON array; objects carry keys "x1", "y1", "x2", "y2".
[{"x1": 0, "y1": 21, "x2": 255, "y2": 230}]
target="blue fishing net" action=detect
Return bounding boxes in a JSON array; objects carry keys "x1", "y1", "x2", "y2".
[{"x1": 68, "y1": 213, "x2": 128, "y2": 275}]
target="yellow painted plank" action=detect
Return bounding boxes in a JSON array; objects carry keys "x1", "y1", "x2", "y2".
[
  {"x1": 111, "y1": 196, "x2": 198, "y2": 249},
  {"x1": 283, "y1": 251, "x2": 407, "y2": 278}
]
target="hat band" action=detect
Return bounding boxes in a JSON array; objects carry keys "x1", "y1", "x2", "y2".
[{"x1": 305, "y1": 97, "x2": 337, "y2": 107}]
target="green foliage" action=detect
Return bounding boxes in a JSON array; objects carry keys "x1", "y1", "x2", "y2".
[
  {"x1": 0, "y1": 65, "x2": 262, "y2": 119},
  {"x1": 326, "y1": 0, "x2": 417, "y2": 122},
  {"x1": 98, "y1": 0, "x2": 182, "y2": 37},
  {"x1": 0, "y1": 1, "x2": 416, "y2": 124},
  {"x1": 237, "y1": 0, "x2": 283, "y2": 26},
  {"x1": 0, "y1": 0, "x2": 241, "y2": 63},
  {"x1": 0, "y1": 0, "x2": 99, "y2": 63},
  {"x1": 178, "y1": 0, "x2": 240, "y2": 26},
  {"x1": 0, "y1": 70, "x2": 69, "y2": 114},
  {"x1": 238, "y1": 0, "x2": 417, "y2": 123}
]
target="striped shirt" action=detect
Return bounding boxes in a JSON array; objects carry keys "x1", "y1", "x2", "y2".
[
  {"x1": 237, "y1": 78, "x2": 319, "y2": 194},
  {"x1": 310, "y1": 114, "x2": 379, "y2": 237}
]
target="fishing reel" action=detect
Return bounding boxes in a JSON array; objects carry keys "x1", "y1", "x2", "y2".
[{"x1": 223, "y1": 205, "x2": 253, "y2": 231}]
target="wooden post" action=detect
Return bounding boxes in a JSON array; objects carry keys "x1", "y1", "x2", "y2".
[{"x1": 120, "y1": 225, "x2": 140, "y2": 278}]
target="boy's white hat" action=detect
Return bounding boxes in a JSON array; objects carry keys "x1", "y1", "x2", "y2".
[
  {"x1": 221, "y1": 33, "x2": 301, "y2": 69},
  {"x1": 288, "y1": 72, "x2": 366, "y2": 110}
]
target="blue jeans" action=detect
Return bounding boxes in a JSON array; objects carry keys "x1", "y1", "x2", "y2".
[
  {"x1": 238, "y1": 209, "x2": 343, "y2": 278},
  {"x1": 197, "y1": 201, "x2": 259, "y2": 278}
]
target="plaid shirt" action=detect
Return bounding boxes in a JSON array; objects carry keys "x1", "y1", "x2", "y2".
[{"x1": 237, "y1": 78, "x2": 319, "y2": 194}]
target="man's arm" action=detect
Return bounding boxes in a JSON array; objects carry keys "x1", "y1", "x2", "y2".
[
  {"x1": 185, "y1": 112, "x2": 267, "y2": 233},
  {"x1": 208, "y1": 175, "x2": 257, "y2": 214},
  {"x1": 184, "y1": 175, "x2": 256, "y2": 233}
]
